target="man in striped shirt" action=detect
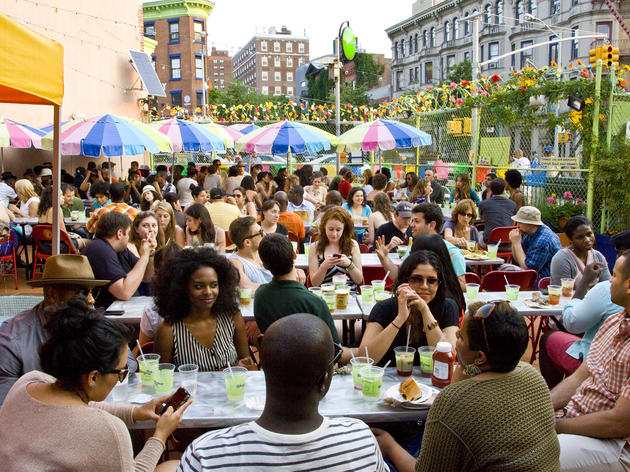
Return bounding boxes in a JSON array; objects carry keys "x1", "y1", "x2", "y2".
[
  {"x1": 552, "y1": 250, "x2": 630, "y2": 471},
  {"x1": 85, "y1": 182, "x2": 137, "y2": 233},
  {"x1": 177, "y1": 314, "x2": 388, "y2": 472}
]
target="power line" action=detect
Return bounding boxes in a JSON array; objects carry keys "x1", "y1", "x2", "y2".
[{"x1": 17, "y1": 0, "x2": 139, "y2": 29}]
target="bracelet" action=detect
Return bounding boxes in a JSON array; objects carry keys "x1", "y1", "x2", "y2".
[
  {"x1": 425, "y1": 320, "x2": 439, "y2": 332},
  {"x1": 391, "y1": 321, "x2": 402, "y2": 330},
  {"x1": 345, "y1": 261, "x2": 355, "y2": 271}
]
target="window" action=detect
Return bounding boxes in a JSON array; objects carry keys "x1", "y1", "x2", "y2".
[
  {"x1": 261, "y1": 41, "x2": 267, "y2": 51},
  {"x1": 286, "y1": 86, "x2": 293, "y2": 96},
  {"x1": 394, "y1": 41, "x2": 398, "y2": 59},
  {"x1": 286, "y1": 42, "x2": 293, "y2": 52},
  {"x1": 425, "y1": 62, "x2": 433, "y2": 83},
  {"x1": 262, "y1": 85, "x2": 269, "y2": 94},
  {"x1": 287, "y1": 57, "x2": 293, "y2": 67},
  {"x1": 144, "y1": 23, "x2": 155, "y2": 39},
  {"x1": 549, "y1": 36, "x2": 559, "y2": 65},
  {"x1": 409, "y1": 68, "x2": 414, "y2": 83},
  {"x1": 274, "y1": 86, "x2": 281, "y2": 95},
  {"x1": 400, "y1": 39, "x2": 405, "y2": 57},
  {"x1": 422, "y1": 30, "x2": 427, "y2": 48},
  {"x1": 444, "y1": 22, "x2": 450, "y2": 42},
  {"x1": 409, "y1": 35, "x2": 413, "y2": 55},
  {"x1": 151, "y1": 56, "x2": 156, "y2": 71},
  {"x1": 520, "y1": 40, "x2": 533, "y2": 68},
  {"x1": 464, "y1": 14, "x2": 470, "y2": 36},
  {"x1": 414, "y1": 33, "x2": 418, "y2": 53},
  {"x1": 572, "y1": 0, "x2": 578, "y2": 5},
  {"x1": 196, "y1": 92, "x2": 203, "y2": 108},
  {"x1": 571, "y1": 26, "x2": 579, "y2": 60},
  {"x1": 298, "y1": 57, "x2": 303, "y2": 66},
  {"x1": 213, "y1": 59, "x2": 218, "y2": 64},
  {"x1": 511, "y1": 43, "x2": 516, "y2": 69},
  {"x1": 488, "y1": 42, "x2": 499, "y2": 66},
  {"x1": 298, "y1": 43, "x2": 304, "y2": 53},
  {"x1": 447, "y1": 55, "x2": 455, "y2": 74},
  {"x1": 430, "y1": 27, "x2": 435, "y2": 47},
  {"x1": 169, "y1": 21, "x2": 179, "y2": 42},
  {"x1": 171, "y1": 92, "x2": 182, "y2": 106},
  {"x1": 262, "y1": 71, "x2": 268, "y2": 81},
  {"x1": 395, "y1": 70, "x2": 402, "y2": 91},
  {"x1": 274, "y1": 42, "x2": 280, "y2": 52},
  {"x1": 287, "y1": 72, "x2": 293, "y2": 81},
  {"x1": 195, "y1": 56, "x2": 203, "y2": 79},
  {"x1": 170, "y1": 57, "x2": 181, "y2": 79},
  {"x1": 193, "y1": 21, "x2": 204, "y2": 42},
  {"x1": 596, "y1": 22, "x2": 612, "y2": 44},
  {"x1": 414, "y1": 67, "x2": 419, "y2": 83},
  {"x1": 464, "y1": 51, "x2": 470, "y2": 62},
  {"x1": 481, "y1": 44, "x2": 484, "y2": 61},
  {"x1": 495, "y1": 0, "x2": 503, "y2": 24},
  {"x1": 515, "y1": 0, "x2": 523, "y2": 24},
  {"x1": 550, "y1": 0, "x2": 560, "y2": 15},
  {"x1": 484, "y1": 4, "x2": 491, "y2": 24},
  {"x1": 453, "y1": 18, "x2": 459, "y2": 40},
  {"x1": 529, "y1": 0, "x2": 537, "y2": 17},
  {"x1": 262, "y1": 56, "x2": 268, "y2": 66},
  {"x1": 275, "y1": 71, "x2": 281, "y2": 81},
  {"x1": 440, "y1": 57, "x2": 444, "y2": 79},
  {"x1": 274, "y1": 57, "x2": 281, "y2": 67}
]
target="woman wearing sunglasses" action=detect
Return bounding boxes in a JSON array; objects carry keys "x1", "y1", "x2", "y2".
[
  {"x1": 442, "y1": 199, "x2": 480, "y2": 249},
  {"x1": 359, "y1": 250, "x2": 460, "y2": 366},
  {"x1": 373, "y1": 300, "x2": 560, "y2": 472},
  {"x1": 0, "y1": 296, "x2": 192, "y2": 471}
]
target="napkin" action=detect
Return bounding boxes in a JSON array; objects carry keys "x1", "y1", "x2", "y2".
[{"x1": 384, "y1": 385, "x2": 439, "y2": 408}]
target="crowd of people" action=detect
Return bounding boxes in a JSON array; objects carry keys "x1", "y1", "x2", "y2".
[{"x1": 0, "y1": 158, "x2": 629, "y2": 471}]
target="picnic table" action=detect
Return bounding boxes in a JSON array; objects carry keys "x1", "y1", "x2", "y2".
[{"x1": 294, "y1": 253, "x2": 504, "y2": 270}]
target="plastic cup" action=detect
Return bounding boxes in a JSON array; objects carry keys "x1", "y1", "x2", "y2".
[
  {"x1": 303, "y1": 243, "x2": 311, "y2": 258},
  {"x1": 323, "y1": 292, "x2": 336, "y2": 313},
  {"x1": 371, "y1": 280, "x2": 386, "y2": 291},
  {"x1": 350, "y1": 356, "x2": 374, "y2": 390},
  {"x1": 153, "y1": 363, "x2": 176, "y2": 393},
  {"x1": 361, "y1": 366, "x2": 385, "y2": 400},
  {"x1": 419, "y1": 346, "x2": 435, "y2": 378},
  {"x1": 70, "y1": 210, "x2": 80, "y2": 221},
  {"x1": 450, "y1": 202, "x2": 457, "y2": 209},
  {"x1": 487, "y1": 244, "x2": 499, "y2": 259},
  {"x1": 396, "y1": 245, "x2": 408, "y2": 259},
  {"x1": 466, "y1": 283, "x2": 480, "y2": 300},
  {"x1": 178, "y1": 363, "x2": 199, "y2": 395},
  {"x1": 333, "y1": 275, "x2": 347, "y2": 290},
  {"x1": 291, "y1": 241, "x2": 298, "y2": 255},
  {"x1": 561, "y1": 278, "x2": 574, "y2": 297},
  {"x1": 308, "y1": 287, "x2": 322, "y2": 298},
  {"x1": 505, "y1": 284, "x2": 520, "y2": 302},
  {"x1": 223, "y1": 366, "x2": 247, "y2": 402},
  {"x1": 321, "y1": 283, "x2": 335, "y2": 295},
  {"x1": 394, "y1": 346, "x2": 416, "y2": 377},
  {"x1": 360, "y1": 285, "x2": 374, "y2": 304},
  {"x1": 335, "y1": 288, "x2": 350, "y2": 310},
  {"x1": 548, "y1": 285, "x2": 562, "y2": 305},
  {"x1": 374, "y1": 290, "x2": 390, "y2": 302},
  {"x1": 467, "y1": 240, "x2": 476, "y2": 251},
  {"x1": 238, "y1": 287, "x2": 252, "y2": 306},
  {"x1": 137, "y1": 353, "x2": 160, "y2": 385}
]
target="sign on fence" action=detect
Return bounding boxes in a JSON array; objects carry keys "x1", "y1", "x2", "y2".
[{"x1": 539, "y1": 156, "x2": 580, "y2": 169}]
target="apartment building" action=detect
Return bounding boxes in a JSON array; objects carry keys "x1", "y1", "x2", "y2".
[{"x1": 208, "y1": 47, "x2": 233, "y2": 92}]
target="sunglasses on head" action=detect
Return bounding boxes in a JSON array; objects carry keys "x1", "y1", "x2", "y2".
[
  {"x1": 472, "y1": 300, "x2": 503, "y2": 352},
  {"x1": 316, "y1": 343, "x2": 343, "y2": 385}
]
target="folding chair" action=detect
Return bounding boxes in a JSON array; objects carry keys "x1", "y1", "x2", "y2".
[
  {"x1": 31, "y1": 225, "x2": 77, "y2": 280},
  {"x1": 480, "y1": 270, "x2": 538, "y2": 292},
  {"x1": 464, "y1": 272, "x2": 481, "y2": 285},
  {"x1": 0, "y1": 229, "x2": 19, "y2": 290},
  {"x1": 486, "y1": 226, "x2": 517, "y2": 261}
]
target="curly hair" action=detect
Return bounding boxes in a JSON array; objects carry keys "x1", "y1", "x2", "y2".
[
  {"x1": 453, "y1": 172, "x2": 472, "y2": 201},
  {"x1": 372, "y1": 192, "x2": 393, "y2": 222},
  {"x1": 451, "y1": 198, "x2": 477, "y2": 225},
  {"x1": 317, "y1": 206, "x2": 355, "y2": 257},
  {"x1": 130, "y1": 211, "x2": 165, "y2": 253},
  {"x1": 346, "y1": 186, "x2": 367, "y2": 208},
  {"x1": 154, "y1": 246, "x2": 240, "y2": 322},
  {"x1": 184, "y1": 203, "x2": 216, "y2": 244}
]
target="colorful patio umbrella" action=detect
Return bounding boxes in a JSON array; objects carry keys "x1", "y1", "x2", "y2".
[
  {"x1": 152, "y1": 118, "x2": 225, "y2": 152},
  {"x1": 234, "y1": 120, "x2": 338, "y2": 154},
  {"x1": 200, "y1": 122, "x2": 243, "y2": 148},
  {"x1": 0, "y1": 118, "x2": 46, "y2": 148},
  {"x1": 336, "y1": 119, "x2": 432, "y2": 153},
  {"x1": 41, "y1": 114, "x2": 172, "y2": 157},
  {"x1": 229, "y1": 123, "x2": 259, "y2": 135}
]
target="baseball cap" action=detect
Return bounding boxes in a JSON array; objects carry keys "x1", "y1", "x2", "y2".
[
  {"x1": 40, "y1": 168, "x2": 53, "y2": 177},
  {"x1": 139, "y1": 164, "x2": 150, "y2": 171},
  {"x1": 210, "y1": 187, "x2": 225, "y2": 199},
  {"x1": 396, "y1": 202, "x2": 413, "y2": 218}
]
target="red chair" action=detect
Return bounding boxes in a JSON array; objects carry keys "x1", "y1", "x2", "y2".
[
  {"x1": 359, "y1": 243, "x2": 370, "y2": 254},
  {"x1": 480, "y1": 270, "x2": 538, "y2": 292},
  {"x1": 537, "y1": 277, "x2": 551, "y2": 290},
  {"x1": 362, "y1": 267, "x2": 394, "y2": 291},
  {"x1": 225, "y1": 232, "x2": 233, "y2": 247},
  {"x1": 31, "y1": 225, "x2": 77, "y2": 280},
  {"x1": 0, "y1": 229, "x2": 19, "y2": 290},
  {"x1": 486, "y1": 226, "x2": 517, "y2": 261},
  {"x1": 464, "y1": 272, "x2": 481, "y2": 285}
]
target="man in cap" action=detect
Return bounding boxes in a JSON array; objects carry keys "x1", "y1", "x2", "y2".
[
  {"x1": 509, "y1": 206, "x2": 561, "y2": 282},
  {"x1": 0, "y1": 254, "x2": 137, "y2": 405},
  {"x1": 39, "y1": 168, "x2": 53, "y2": 189},
  {"x1": 373, "y1": 201, "x2": 413, "y2": 252},
  {"x1": 206, "y1": 187, "x2": 241, "y2": 232}
]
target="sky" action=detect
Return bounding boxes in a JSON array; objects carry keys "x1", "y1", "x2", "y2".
[{"x1": 203, "y1": 1, "x2": 408, "y2": 59}]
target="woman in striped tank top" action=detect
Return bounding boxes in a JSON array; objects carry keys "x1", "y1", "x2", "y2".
[{"x1": 154, "y1": 246, "x2": 250, "y2": 371}]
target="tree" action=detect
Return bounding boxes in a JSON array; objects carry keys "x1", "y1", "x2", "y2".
[
  {"x1": 208, "y1": 80, "x2": 288, "y2": 107},
  {"x1": 306, "y1": 68, "x2": 334, "y2": 103},
  {"x1": 354, "y1": 53, "x2": 385, "y2": 89},
  {"x1": 447, "y1": 59, "x2": 472, "y2": 83}
]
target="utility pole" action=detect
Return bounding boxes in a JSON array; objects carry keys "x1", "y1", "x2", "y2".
[{"x1": 470, "y1": 13, "x2": 482, "y2": 180}]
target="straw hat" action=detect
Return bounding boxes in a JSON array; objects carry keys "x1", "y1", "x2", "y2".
[
  {"x1": 27, "y1": 254, "x2": 109, "y2": 287},
  {"x1": 511, "y1": 206, "x2": 543, "y2": 226}
]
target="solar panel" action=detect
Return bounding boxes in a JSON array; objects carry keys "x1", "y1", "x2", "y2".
[{"x1": 129, "y1": 50, "x2": 166, "y2": 97}]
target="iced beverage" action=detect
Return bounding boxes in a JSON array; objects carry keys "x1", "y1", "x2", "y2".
[
  {"x1": 238, "y1": 288, "x2": 252, "y2": 306},
  {"x1": 323, "y1": 292, "x2": 335, "y2": 312},
  {"x1": 397, "y1": 246, "x2": 408, "y2": 259},
  {"x1": 350, "y1": 357, "x2": 374, "y2": 390},
  {"x1": 360, "y1": 285, "x2": 374, "y2": 304},
  {"x1": 505, "y1": 284, "x2": 519, "y2": 302},
  {"x1": 333, "y1": 275, "x2": 346, "y2": 290},
  {"x1": 487, "y1": 244, "x2": 499, "y2": 259},
  {"x1": 371, "y1": 280, "x2": 386, "y2": 291},
  {"x1": 138, "y1": 353, "x2": 160, "y2": 385},
  {"x1": 467, "y1": 240, "x2": 476, "y2": 252},
  {"x1": 308, "y1": 287, "x2": 322, "y2": 297},
  {"x1": 374, "y1": 290, "x2": 390, "y2": 302},
  {"x1": 303, "y1": 243, "x2": 311, "y2": 258},
  {"x1": 419, "y1": 346, "x2": 435, "y2": 378},
  {"x1": 561, "y1": 278, "x2": 574, "y2": 297},
  {"x1": 466, "y1": 283, "x2": 480, "y2": 300},
  {"x1": 335, "y1": 288, "x2": 349, "y2": 310},
  {"x1": 394, "y1": 346, "x2": 416, "y2": 377},
  {"x1": 548, "y1": 285, "x2": 561, "y2": 305},
  {"x1": 361, "y1": 366, "x2": 384, "y2": 399},
  {"x1": 223, "y1": 366, "x2": 246, "y2": 402},
  {"x1": 153, "y1": 363, "x2": 175, "y2": 393}
]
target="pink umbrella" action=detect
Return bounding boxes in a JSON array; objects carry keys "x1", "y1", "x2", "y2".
[{"x1": 0, "y1": 118, "x2": 45, "y2": 148}]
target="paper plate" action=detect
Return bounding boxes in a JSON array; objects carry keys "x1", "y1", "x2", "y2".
[{"x1": 384, "y1": 380, "x2": 434, "y2": 409}]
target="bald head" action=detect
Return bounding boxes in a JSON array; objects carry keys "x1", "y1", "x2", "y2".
[
  {"x1": 274, "y1": 191, "x2": 288, "y2": 212},
  {"x1": 261, "y1": 314, "x2": 333, "y2": 391}
]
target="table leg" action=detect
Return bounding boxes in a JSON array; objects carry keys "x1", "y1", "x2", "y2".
[
  {"x1": 16, "y1": 224, "x2": 31, "y2": 280},
  {"x1": 528, "y1": 316, "x2": 549, "y2": 364}
]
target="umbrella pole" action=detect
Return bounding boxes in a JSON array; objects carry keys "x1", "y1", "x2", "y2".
[
  {"x1": 0, "y1": 148, "x2": 4, "y2": 174},
  {"x1": 369, "y1": 150, "x2": 374, "y2": 175},
  {"x1": 288, "y1": 150, "x2": 292, "y2": 175},
  {"x1": 108, "y1": 156, "x2": 112, "y2": 183},
  {"x1": 52, "y1": 105, "x2": 62, "y2": 256}
]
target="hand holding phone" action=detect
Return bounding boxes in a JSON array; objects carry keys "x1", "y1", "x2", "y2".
[
  {"x1": 160, "y1": 387, "x2": 191, "y2": 415},
  {"x1": 332, "y1": 253, "x2": 343, "y2": 258}
]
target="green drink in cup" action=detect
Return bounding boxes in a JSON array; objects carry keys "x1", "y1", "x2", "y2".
[
  {"x1": 153, "y1": 363, "x2": 175, "y2": 393},
  {"x1": 419, "y1": 346, "x2": 435, "y2": 378},
  {"x1": 361, "y1": 366, "x2": 385, "y2": 400},
  {"x1": 138, "y1": 353, "x2": 160, "y2": 385},
  {"x1": 360, "y1": 285, "x2": 374, "y2": 304},
  {"x1": 466, "y1": 283, "x2": 480, "y2": 300},
  {"x1": 371, "y1": 280, "x2": 386, "y2": 291},
  {"x1": 374, "y1": 290, "x2": 390, "y2": 302},
  {"x1": 466, "y1": 240, "x2": 476, "y2": 252},
  {"x1": 333, "y1": 275, "x2": 347, "y2": 290},
  {"x1": 304, "y1": 243, "x2": 311, "y2": 258},
  {"x1": 350, "y1": 356, "x2": 374, "y2": 390},
  {"x1": 394, "y1": 346, "x2": 416, "y2": 377},
  {"x1": 308, "y1": 287, "x2": 322, "y2": 298},
  {"x1": 323, "y1": 292, "x2": 336, "y2": 312},
  {"x1": 487, "y1": 243, "x2": 499, "y2": 259},
  {"x1": 505, "y1": 284, "x2": 519, "y2": 302},
  {"x1": 223, "y1": 366, "x2": 247, "y2": 402},
  {"x1": 397, "y1": 245, "x2": 408, "y2": 259}
]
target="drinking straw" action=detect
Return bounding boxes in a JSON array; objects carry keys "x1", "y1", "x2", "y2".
[
  {"x1": 365, "y1": 346, "x2": 369, "y2": 360},
  {"x1": 497, "y1": 239, "x2": 502, "y2": 246},
  {"x1": 136, "y1": 340, "x2": 157, "y2": 375},
  {"x1": 136, "y1": 340, "x2": 145, "y2": 359},
  {"x1": 405, "y1": 324, "x2": 411, "y2": 351},
  {"x1": 384, "y1": 271, "x2": 390, "y2": 282},
  {"x1": 504, "y1": 275, "x2": 510, "y2": 287},
  {"x1": 350, "y1": 348, "x2": 356, "y2": 360},
  {"x1": 383, "y1": 360, "x2": 392, "y2": 369}
]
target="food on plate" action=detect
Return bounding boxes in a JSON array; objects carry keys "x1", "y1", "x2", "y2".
[
  {"x1": 461, "y1": 249, "x2": 489, "y2": 260},
  {"x1": 399, "y1": 377, "x2": 422, "y2": 401}
]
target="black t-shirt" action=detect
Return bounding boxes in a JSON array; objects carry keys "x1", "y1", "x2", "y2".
[
  {"x1": 81, "y1": 237, "x2": 139, "y2": 308},
  {"x1": 374, "y1": 221, "x2": 413, "y2": 252},
  {"x1": 274, "y1": 223, "x2": 289, "y2": 236},
  {"x1": 368, "y1": 296, "x2": 460, "y2": 366}
]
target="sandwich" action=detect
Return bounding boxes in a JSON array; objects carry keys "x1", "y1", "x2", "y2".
[{"x1": 399, "y1": 377, "x2": 422, "y2": 401}]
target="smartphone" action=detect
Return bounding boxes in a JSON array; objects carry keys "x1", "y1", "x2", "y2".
[
  {"x1": 160, "y1": 387, "x2": 191, "y2": 414},
  {"x1": 332, "y1": 253, "x2": 342, "y2": 258}
]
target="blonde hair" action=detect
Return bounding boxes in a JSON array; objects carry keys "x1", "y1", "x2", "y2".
[
  {"x1": 14, "y1": 179, "x2": 38, "y2": 202},
  {"x1": 154, "y1": 201, "x2": 177, "y2": 244}
]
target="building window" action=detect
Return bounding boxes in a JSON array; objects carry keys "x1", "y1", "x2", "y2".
[
  {"x1": 422, "y1": 30, "x2": 427, "y2": 47},
  {"x1": 464, "y1": 51, "x2": 470, "y2": 61},
  {"x1": 171, "y1": 92, "x2": 182, "y2": 106},
  {"x1": 196, "y1": 92, "x2": 203, "y2": 107},
  {"x1": 151, "y1": 56, "x2": 156, "y2": 71},
  {"x1": 549, "y1": 36, "x2": 559, "y2": 65},
  {"x1": 395, "y1": 70, "x2": 402, "y2": 91},
  {"x1": 195, "y1": 56, "x2": 203, "y2": 79},
  {"x1": 262, "y1": 71, "x2": 268, "y2": 81},
  {"x1": 409, "y1": 68, "x2": 414, "y2": 83},
  {"x1": 193, "y1": 21, "x2": 204, "y2": 42},
  {"x1": 520, "y1": 40, "x2": 533, "y2": 68},
  {"x1": 274, "y1": 42, "x2": 280, "y2": 52},
  {"x1": 287, "y1": 86, "x2": 293, "y2": 96},
  {"x1": 572, "y1": 0, "x2": 578, "y2": 5},
  {"x1": 414, "y1": 67, "x2": 419, "y2": 83},
  {"x1": 287, "y1": 57, "x2": 293, "y2": 67},
  {"x1": 287, "y1": 71, "x2": 293, "y2": 81},
  {"x1": 511, "y1": 43, "x2": 516, "y2": 69},
  {"x1": 484, "y1": 4, "x2": 491, "y2": 24},
  {"x1": 262, "y1": 56, "x2": 268, "y2": 66},
  {"x1": 550, "y1": 0, "x2": 560, "y2": 15},
  {"x1": 481, "y1": 45, "x2": 484, "y2": 62},
  {"x1": 414, "y1": 33, "x2": 418, "y2": 53},
  {"x1": 286, "y1": 42, "x2": 293, "y2": 52},
  {"x1": 169, "y1": 21, "x2": 179, "y2": 42},
  {"x1": 425, "y1": 62, "x2": 433, "y2": 83},
  {"x1": 444, "y1": 22, "x2": 450, "y2": 42},
  {"x1": 170, "y1": 57, "x2": 181, "y2": 79},
  {"x1": 453, "y1": 18, "x2": 459, "y2": 40},
  {"x1": 571, "y1": 26, "x2": 579, "y2": 60},
  {"x1": 515, "y1": 0, "x2": 523, "y2": 24},
  {"x1": 262, "y1": 85, "x2": 269, "y2": 94},
  {"x1": 488, "y1": 42, "x2": 499, "y2": 66},
  {"x1": 298, "y1": 43, "x2": 304, "y2": 53},
  {"x1": 261, "y1": 41, "x2": 267, "y2": 51},
  {"x1": 274, "y1": 86, "x2": 281, "y2": 95},
  {"x1": 144, "y1": 23, "x2": 155, "y2": 39},
  {"x1": 274, "y1": 57, "x2": 281, "y2": 67},
  {"x1": 298, "y1": 57, "x2": 303, "y2": 66},
  {"x1": 394, "y1": 41, "x2": 398, "y2": 59},
  {"x1": 440, "y1": 57, "x2": 444, "y2": 80},
  {"x1": 447, "y1": 55, "x2": 455, "y2": 74},
  {"x1": 495, "y1": 0, "x2": 503, "y2": 24},
  {"x1": 430, "y1": 27, "x2": 435, "y2": 47},
  {"x1": 464, "y1": 14, "x2": 470, "y2": 36},
  {"x1": 409, "y1": 35, "x2": 413, "y2": 55},
  {"x1": 529, "y1": 0, "x2": 537, "y2": 17},
  {"x1": 596, "y1": 22, "x2": 612, "y2": 44},
  {"x1": 275, "y1": 71, "x2": 281, "y2": 81},
  {"x1": 400, "y1": 39, "x2": 405, "y2": 57}
]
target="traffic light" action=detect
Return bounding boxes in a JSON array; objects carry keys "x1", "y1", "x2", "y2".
[
  {"x1": 589, "y1": 46, "x2": 601, "y2": 67},
  {"x1": 602, "y1": 45, "x2": 620, "y2": 69}
]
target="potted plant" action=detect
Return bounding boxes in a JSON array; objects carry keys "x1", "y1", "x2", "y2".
[{"x1": 541, "y1": 191, "x2": 585, "y2": 229}]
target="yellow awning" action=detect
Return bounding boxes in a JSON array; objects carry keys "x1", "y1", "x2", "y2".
[{"x1": 0, "y1": 13, "x2": 63, "y2": 106}]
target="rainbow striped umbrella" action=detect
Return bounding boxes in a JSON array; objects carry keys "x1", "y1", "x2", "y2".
[
  {"x1": 0, "y1": 118, "x2": 46, "y2": 148},
  {"x1": 229, "y1": 123, "x2": 259, "y2": 135},
  {"x1": 152, "y1": 118, "x2": 224, "y2": 153},
  {"x1": 336, "y1": 119, "x2": 432, "y2": 152},
  {"x1": 41, "y1": 114, "x2": 172, "y2": 156},
  {"x1": 200, "y1": 122, "x2": 243, "y2": 148},
  {"x1": 234, "y1": 120, "x2": 338, "y2": 154}
]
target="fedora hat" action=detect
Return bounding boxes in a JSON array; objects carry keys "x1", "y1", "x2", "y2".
[
  {"x1": 511, "y1": 206, "x2": 543, "y2": 226},
  {"x1": 27, "y1": 254, "x2": 109, "y2": 287}
]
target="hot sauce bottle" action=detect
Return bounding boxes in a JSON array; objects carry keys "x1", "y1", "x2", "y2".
[{"x1": 432, "y1": 341, "x2": 454, "y2": 388}]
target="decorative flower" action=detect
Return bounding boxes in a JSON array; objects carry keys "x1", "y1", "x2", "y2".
[
  {"x1": 490, "y1": 74, "x2": 501, "y2": 83},
  {"x1": 547, "y1": 197, "x2": 556, "y2": 203}
]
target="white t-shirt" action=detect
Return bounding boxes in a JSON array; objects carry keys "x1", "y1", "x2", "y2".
[
  {"x1": 288, "y1": 200, "x2": 316, "y2": 222},
  {"x1": 0, "y1": 183, "x2": 17, "y2": 208},
  {"x1": 139, "y1": 304, "x2": 163, "y2": 340},
  {"x1": 203, "y1": 174, "x2": 222, "y2": 191},
  {"x1": 511, "y1": 157, "x2": 531, "y2": 169},
  {"x1": 177, "y1": 416, "x2": 388, "y2": 472},
  {"x1": 20, "y1": 196, "x2": 39, "y2": 216}
]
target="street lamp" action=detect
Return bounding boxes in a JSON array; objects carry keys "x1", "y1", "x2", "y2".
[{"x1": 524, "y1": 13, "x2": 562, "y2": 68}]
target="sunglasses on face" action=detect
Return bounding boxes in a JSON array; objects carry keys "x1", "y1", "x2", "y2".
[
  {"x1": 244, "y1": 229, "x2": 265, "y2": 240},
  {"x1": 316, "y1": 343, "x2": 343, "y2": 385},
  {"x1": 408, "y1": 275, "x2": 440, "y2": 287},
  {"x1": 462, "y1": 213, "x2": 474, "y2": 217},
  {"x1": 101, "y1": 367, "x2": 129, "y2": 383}
]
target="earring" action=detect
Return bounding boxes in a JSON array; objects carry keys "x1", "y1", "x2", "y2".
[
  {"x1": 90, "y1": 384, "x2": 96, "y2": 389},
  {"x1": 463, "y1": 363, "x2": 482, "y2": 377}
]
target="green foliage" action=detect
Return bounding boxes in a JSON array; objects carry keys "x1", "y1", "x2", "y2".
[
  {"x1": 306, "y1": 68, "x2": 334, "y2": 103},
  {"x1": 354, "y1": 53, "x2": 385, "y2": 89},
  {"x1": 447, "y1": 59, "x2": 472, "y2": 83},
  {"x1": 329, "y1": 83, "x2": 372, "y2": 107},
  {"x1": 209, "y1": 80, "x2": 288, "y2": 108},
  {"x1": 593, "y1": 133, "x2": 630, "y2": 229}
]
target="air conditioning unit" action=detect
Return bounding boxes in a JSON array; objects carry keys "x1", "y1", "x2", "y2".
[{"x1": 488, "y1": 62, "x2": 498, "y2": 69}]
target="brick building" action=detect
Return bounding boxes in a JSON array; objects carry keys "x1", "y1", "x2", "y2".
[
  {"x1": 143, "y1": 0, "x2": 214, "y2": 111},
  {"x1": 233, "y1": 26, "x2": 309, "y2": 98},
  {"x1": 208, "y1": 47, "x2": 233, "y2": 92}
]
